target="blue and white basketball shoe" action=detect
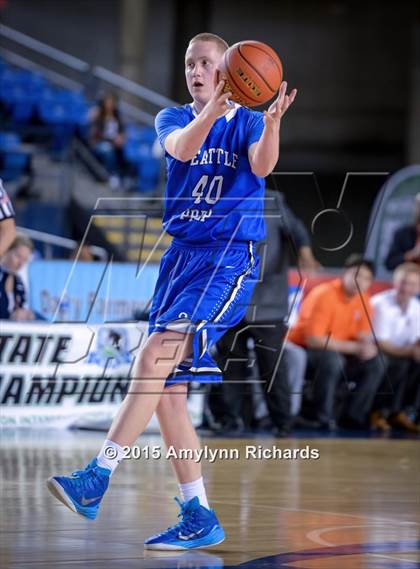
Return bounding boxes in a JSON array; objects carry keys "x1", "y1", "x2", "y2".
[
  {"x1": 144, "y1": 497, "x2": 225, "y2": 550},
  {"x1": 46, "y1": 458, "x2": 110, "y2": 520}
]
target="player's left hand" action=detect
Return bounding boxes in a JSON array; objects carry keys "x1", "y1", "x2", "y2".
[{"x1": 264, "y1": 81, "x2": 297, "y2": 127}]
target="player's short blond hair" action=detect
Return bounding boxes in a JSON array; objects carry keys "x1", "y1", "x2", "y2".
[
  {"x1": 188, "y1": 33, "x2": 229, "y2": 54},
  {"x1": 394, "y1": 262, "x2": 420, "y2": 281}
]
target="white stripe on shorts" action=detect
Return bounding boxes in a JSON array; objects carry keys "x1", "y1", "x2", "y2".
[{"x1": 213, "y1": 241, "x2": 255, "y2": 323}]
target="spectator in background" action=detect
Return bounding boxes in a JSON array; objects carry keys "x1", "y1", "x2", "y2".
[
  {"x1": 69, "y1": 242, "x2": 97, "y2": 262},
  {"x1": 284, "y1": 340, "x2": 308, "y2": 421},
  {"x1": 370, "y1": 263, "x2": 420, "y2": 433},
  {"x1": 0, "y1": 234, "x2": 35, "y2": 321},
  {"x1": 386, "y1": 194, "x2": 420, "y2": 270},
  {"x1": 0, "y1": 179, "x2": 16, "y2": 256},
  {"x1": 89, "y1": 94, "x2": 126, "y2": 189},
  {"x1": 210, "y1": 190, "x2": 319, "y2": 436},
  {"x1": 288, "y1": 255, "x2": 383, "y2": 430}
]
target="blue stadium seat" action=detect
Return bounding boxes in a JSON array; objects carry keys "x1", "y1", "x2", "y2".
[
  {"x1": 124, "y1": 134, "x2": 160, "y2": 193},
  {"x1": 126, "y1": 125, "x2": 157, "y2": 144},
  {"x1": 0, "y1": 152, "x2": 29, "y2": 180},
  {"x1": 0, "y1": 132, "x2": 21, "y2": 150},
  {"x1": 37, "y1": 89, "x2": 82, "y2": 154},
  {"x1": 136, "y1": 157, "x2": 160, "y2": 192},
  {"x1": 123, "y1": 124, "x2": 161, "y2": 192},
  {"x1": 0, "y1": 63, "x2": 160, "y2": 187},
  {"x1": 0, "y1": 68, "x2": 48, "y2": 124},
  {"x1": 0, "y1": 132, "x2": 30, "y2": 181}
]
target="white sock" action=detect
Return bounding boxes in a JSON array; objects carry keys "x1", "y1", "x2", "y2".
[
  {"x1": 96, "y1": 439, "x2": 126, "y2": 474},
  {"x1": 179, "y1": 477, "x2": 210, "y2": 510}
]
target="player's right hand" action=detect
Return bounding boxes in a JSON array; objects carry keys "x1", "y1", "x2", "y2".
[{"x1": 203, "y1": 80, "x2": 232, "y2": 121}]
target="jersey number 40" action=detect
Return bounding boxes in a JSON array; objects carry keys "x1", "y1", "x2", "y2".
[{"x1": 192, "y1": 175, "x2": 223, "y2": 205}]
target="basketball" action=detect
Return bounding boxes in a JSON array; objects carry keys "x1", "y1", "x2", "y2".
[{"x1": 218, "y1": 40, "x2": 283, "y2": 107}]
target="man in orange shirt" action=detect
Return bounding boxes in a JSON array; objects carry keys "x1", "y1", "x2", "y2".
[{"x1": 288, "y1": 255, "x2": 383, "y2": 430}]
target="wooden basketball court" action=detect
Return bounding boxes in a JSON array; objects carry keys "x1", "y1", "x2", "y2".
[{"x1": 1, "y1": 430, "x2": 419, "y2": 568}]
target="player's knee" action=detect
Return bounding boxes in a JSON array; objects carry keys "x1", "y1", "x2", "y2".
[
  {"x1": 156, "y1": 388, "x2": 188, "y2": 417},
  {"x1": 135, "y1": 343, "x2": 160, "y2": 377}
]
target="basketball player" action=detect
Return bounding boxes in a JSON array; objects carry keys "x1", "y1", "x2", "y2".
[{"x1": 47, "y1": 33, "x2": 296, "y2": 550}]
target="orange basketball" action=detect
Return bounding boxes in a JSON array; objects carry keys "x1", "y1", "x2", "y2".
[{"x1": 218, "y1": 40, "x2": 283, "y2": 107}]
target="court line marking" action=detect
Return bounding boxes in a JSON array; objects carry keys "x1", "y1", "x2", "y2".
[
  {"x1": 6, "y1": 485, "x2": 415, "y2": 531},
  {"x1": 306, "y1": 525, "x2": 420, "y2": 564},
  {"x1": 307, "y1": 526, "x2": 419, "y2": 547},
  {"x1": 115, "y1": 490, "x2": 419, "y2": 526},
  {"x1": 208, "y1": 499, "x2": 419, "y2": 526},
  {"x1": 370, "y1": 553, "x2": 420, "y2": 564}
]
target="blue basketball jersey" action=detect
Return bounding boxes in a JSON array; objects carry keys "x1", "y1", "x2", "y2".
[{"x1": 155, "y1": 104, "x2": 266, "y2": 245}]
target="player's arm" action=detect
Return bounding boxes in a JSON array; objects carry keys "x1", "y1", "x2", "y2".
[
  {"x1": 164, "y1": 81, "x2": 232, "y2": 162},
  {"x1": 248, "y1": 81, "x2": 297, "y2": 177},
  {"x1": 0, "y1": 217, "x2": 16, "y2": 257}
]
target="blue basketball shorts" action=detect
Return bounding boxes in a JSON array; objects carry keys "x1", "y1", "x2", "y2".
[{"x1": 148, "y1": 240, "x2": 259, "y2": 386}]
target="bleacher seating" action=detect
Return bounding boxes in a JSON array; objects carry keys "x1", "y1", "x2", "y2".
[
  {"x1": 0, "y1": 58, "x2": 161, "y2": 191},
  {"x1": 0, "y1": 131, "x2": 30, "y2": 181},
  {"x1": 124, "y1": 125, "x2": 160, "y2": 192}
]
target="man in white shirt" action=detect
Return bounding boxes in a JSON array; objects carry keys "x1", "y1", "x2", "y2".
[{"x1": 371, "y1": 263, "x2": 420, "y2": 432}]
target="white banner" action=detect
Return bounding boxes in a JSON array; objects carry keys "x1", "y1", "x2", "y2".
[{"x1": 0, "y1": 321, "x2": 204, "y2": 429}]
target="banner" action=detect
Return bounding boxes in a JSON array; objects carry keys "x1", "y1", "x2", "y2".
[
  {"x1": 28, "y1": 260, "x2": 160, "y2": 323},
  {"x1": 0, "y1": 321, "x2": 204, "y2": 429},
  {"x1": 365, "y1": 165, "x2": 420, "y2": 278}
]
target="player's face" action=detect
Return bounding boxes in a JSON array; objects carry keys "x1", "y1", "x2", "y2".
[
  {"x1": 342, "y1": 266, "x2": 373, "y2": 296},
  {"x1": 185, "y1": 41, "x2": 224, "y2": 106}
]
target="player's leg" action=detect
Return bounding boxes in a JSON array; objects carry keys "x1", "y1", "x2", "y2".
[
  {"x1": 47, "y1": 330, "x2": 193, "y2": 520},
  {"x1": 107, "y1": 330, "x2": 193, "y2": 446},
  {"x1": 141, "y1": 244, "x2": 259, "y2": 548},
  {"x1": 144, "y1": 382, "x2": 225, "y2": 550},
  {"x1": 156, "y1": 383, "x2": 203, "y2": 484}
]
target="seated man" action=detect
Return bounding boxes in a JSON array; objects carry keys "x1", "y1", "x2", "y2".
[
  {"x1": 0, "y1": 234, "x2": 35, "y2": 321},
  {"x1": 370, "y1": 263, "x2": 420, "y2": 432},
  {"x1": 288, "y1": 254, "x2": 383, "y2": 430}
]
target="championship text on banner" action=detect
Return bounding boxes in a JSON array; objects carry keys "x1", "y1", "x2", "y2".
[{"x1": 0, "y1": 321, "x2": 204, "y2": 428}]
